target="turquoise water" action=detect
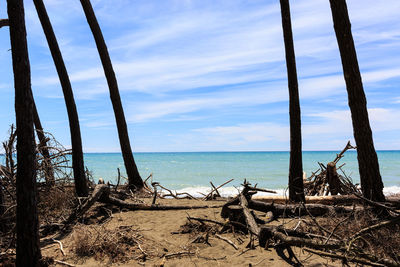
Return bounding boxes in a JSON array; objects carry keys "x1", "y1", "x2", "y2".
[
  {"x1": 83, "y1": 151, "x2": 400, "y2": 194},
  {"x1": 2, "y1": 151, "x2": 400, "y2": 195}
]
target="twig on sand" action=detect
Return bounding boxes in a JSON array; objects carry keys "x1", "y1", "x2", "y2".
[
  {"x1": 164, "y1": 251, "x2": 195, "y2": 259},
  {"x1": 52, "y1": 238, "x2": 66, "y2": 256}
]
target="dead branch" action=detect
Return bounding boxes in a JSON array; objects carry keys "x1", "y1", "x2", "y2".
[
  {"x1": 203, "y1": 178, "x2": 234, "y2": 200},
  {"x1": 334, "y1": 140, "x2": 356, "y2": 164},
  {"x1": 210, "y1": 181, "x2": 221, "y2": 197}
]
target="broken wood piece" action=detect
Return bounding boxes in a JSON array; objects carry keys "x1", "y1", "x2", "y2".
[{"x1": 239, "y1": 193, "x2": 260, "y2": 236}]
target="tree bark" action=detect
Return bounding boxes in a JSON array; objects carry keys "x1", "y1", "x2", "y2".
[
  {"x1": 280, "y1": 0, "x2": 305, "y2": 202},
  {"x1": 33, "y1": 0, "x2": 88, "y2": 197},
  {"x1": 32, "y1": 99, "x2": 55, "y2": 185},
  {"x1": 7, "y1": 0, "x2": 42, "y2": 265},
  {"x1": 329, "y1": 0, "x2": 385, "y2": 202},
  {"x1": 79, "y1": 0, "x2": 143, "y2": 190}
]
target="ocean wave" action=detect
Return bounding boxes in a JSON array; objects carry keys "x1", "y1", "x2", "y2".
[
  {"x1": 172, "y1": 185, "x2": 400, "y2": 198},
  {"x1": 175, "y1": 186, "x2": 286, "y2": 198}
]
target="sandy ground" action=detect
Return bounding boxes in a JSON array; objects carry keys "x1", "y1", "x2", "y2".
[{"x1": 41, "y1": 198, "x2": 340, "y2": 267}]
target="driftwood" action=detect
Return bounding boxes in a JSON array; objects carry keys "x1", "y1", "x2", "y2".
[
  {"x1": 104, "y1": 195, "x2": 222, "y2": 211},
  {"x1": 63, "y1": 184, "x2": 223, "y2": 225},
  {"x1": 259, "y1": 225, "x2": 341, "y2": 249},
  {"x1": 239, "y1": 194, "x2": 260, "y2": 237},
  {"x1": 249, "y1": 199, "x2": 354, "y2": 217}
]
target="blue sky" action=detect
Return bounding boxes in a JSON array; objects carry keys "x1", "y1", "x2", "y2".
[{"x1": 1, "y1": 0, "x2": 400, "y2": 152}]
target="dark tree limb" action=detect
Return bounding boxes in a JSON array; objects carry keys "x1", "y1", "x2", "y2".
[{"x1": 0, "y1": 19, "x2": 9, "y2": 28}]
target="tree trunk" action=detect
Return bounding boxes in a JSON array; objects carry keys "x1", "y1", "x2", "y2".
[
  {"x1": 79, "y1": 0, "x2": 143, "y2": 190},
  {"x1": 32, "y1": 99, "x2": 55, "y2": 186},
  {"x1": 280, "y1": 0, "x2": 305, "y2": 202},
  {"x1": 33, "y1": 0, "x2": 88, "y2": 197},
  {"x1": 329, "y1": 0, "x2": 385, "y2": 202},
  {"x1": 326, "y1": 162, "x2": 341, "y2": 195},
  {"x1": 7, "y1": 0, "x2": 42, "y2": 265}
]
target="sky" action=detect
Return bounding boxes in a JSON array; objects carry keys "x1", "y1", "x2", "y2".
[{"x1": 0, "y1": 0, "x2": 400, "y2": 152}]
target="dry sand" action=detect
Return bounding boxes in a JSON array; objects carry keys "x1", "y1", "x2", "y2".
[{"x1": 42, "y1": 198, "x2": 340, "y2": 266}]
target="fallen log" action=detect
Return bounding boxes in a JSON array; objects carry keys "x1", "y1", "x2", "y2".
[
  {"x1": 259, "y1": 225, "x2": 342, "y2": 250},
  {"x1": 104, "y1": 195, "x2": 222, "y2": 210},
  {"x1": 248, "y1": 200, "x2": 354, "y2": 217}
]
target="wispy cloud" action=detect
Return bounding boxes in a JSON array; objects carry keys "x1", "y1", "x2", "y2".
[{"x1": 1, "y1": 0, "x2": 400, "y2": 151}]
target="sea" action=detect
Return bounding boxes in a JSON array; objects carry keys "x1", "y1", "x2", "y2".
[{"x1": 2, "y1": 151, "x2": 400, "y2": 197}]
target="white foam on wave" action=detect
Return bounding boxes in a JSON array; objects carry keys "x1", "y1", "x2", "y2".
[
  {"x1": 171, "y1": 185, "x2": 400, "y2": 198},
  {"x1": 174, "y1": 186, "x2": 287, "y2": 198},
  {"x1": 383, "y1": 186, "x2": 400, "y2": 196}
]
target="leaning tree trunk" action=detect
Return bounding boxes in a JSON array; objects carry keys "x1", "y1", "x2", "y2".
[
  {"x1": 79, "y1": 0, "x2": 143, "y2": 190},
  {"x1": 32, "y1": 100, "x2": 55, "y2": 186},
  {"x1": 280, "y1": 0, "x2": 305, "y2": 202},
  {"x1": 33, "y1": 0, "x2": 88, "y2": 197},
  {"x1": 7, "y1": 0, "x2": 42, "y2": 265},
  {"x1": 329, "y1": 0, "x2": 385, "y2": 202}
]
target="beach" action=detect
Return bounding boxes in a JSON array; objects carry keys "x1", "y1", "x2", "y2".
[{"x1": 40, "y1": 198, "x2": 340, "y2": 267}]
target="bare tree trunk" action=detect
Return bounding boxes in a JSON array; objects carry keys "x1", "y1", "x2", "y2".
[
  {"x1": 32, "y1": 99, "x2": 55, "y2": 186},
  {"x1": 329, "y1": 0, "x2": 385, "y2": 202},
  {"x1": 79, "y1": 0, "x2": 143, "y2": 190},
  {"x1": 33, "y1": 0, "x2": 88, "y2": 197},
  {"x1": 280, "y1": 0, "x2": 305, "y2": 202},
  {"x1": 7, "y1": 0, "x2": 42, "y2": 265}
]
